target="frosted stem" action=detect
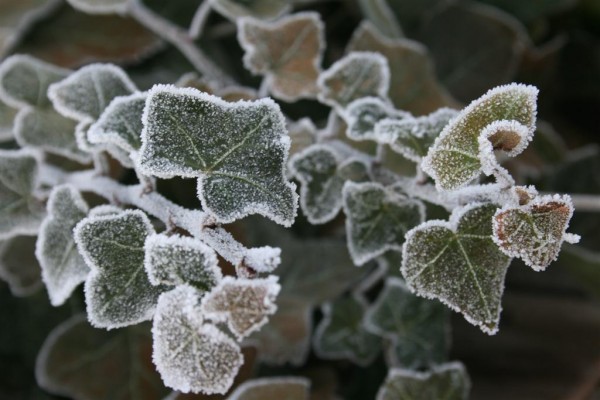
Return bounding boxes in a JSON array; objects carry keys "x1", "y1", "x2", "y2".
[
  {"x1": 258, "y1": 78, "x2": 269, "y2": 98},
  {"x1": 189, "y1": 0, "x2": 212, "y2": 39}
]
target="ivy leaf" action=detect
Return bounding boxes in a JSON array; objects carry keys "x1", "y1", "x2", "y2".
[
  {"x1": 422, "y1": 83, "x2": 538, "y2": 191},
  {"x1": 201, "y1": 276, "x2": 280, "y2": 340},
  {"x1": 401, "y1": 203, "x2": 510, "y2": 334},
  {"x1": 313, "y1": 296, "x2": 381, "y2": 366},
  {"x1": 36, "y1": 314, "x2": 168, "y2": 400},
  {"x1": 210, "y1": 0, "x2": 290, "y2": 22},
  {"x1": 74, "y1": 210, "x2": 163, "y2": 329},
  {"x1": 0, "y1": 236, "x2": 42, "y2": 297},
  {"x1": 139, "y1": 85, "x2": 298, "y2": 226},
  {"x1": 317, "y1": 51, "x2": 390, "y2": 110},
  {"x1": 375, "y1": 107, "x2": 458, "y2": 162},
  {"x1": 0, "y1": 149, "x2": 45, "y2": 240},
  {"x1": 76, "y1": 118, "x2": 134, "y2": 167},
  {"x1": 144, "y1": 233, "x2": 222, "y2": 292},
  {"x1": 344, "y1": 97, "x2": 409, "y2": 142},
  {"x1": 365, "y1": 277, "x2": 449, "y2": 369},
  {"x1": 36, "y1": 185, "x2": 90, "y2": 306},
  {"x1": 238, "y1": 12, "x2": 324, "y2": 102},
  {"x1": 48, "y1": 63, "x2": 137, "y2": 122},
  {"x1": 288, "y1": 117, "x2": 317, "y2": 158},
  {"x1": 0, "y1": 101, "x2": 16, "y2": 141},
  {"x1": 228, "y1": 377, "x2": 310, "y2": 400},
  {"x1": 376, "y1": 362, "x2": 471, "y2": 400},
  {"x1": 88, "y1": 92, "x2": 146, "y2": 153},
  {"x1": 152, "y1": 285, "x2": 244, "y2": 394},
  {"x1": 290, "y1": 144, "x2": 369, "y2": 224},
  {"x1": 493, "y1": 195, "x2": 578, "y2": 271},
  {"x1": 66, "y1": 0, "x2": 129, "y2": 15},
  {"x1": 343, "y1": 181, "x2": 425, "y2": 266}
]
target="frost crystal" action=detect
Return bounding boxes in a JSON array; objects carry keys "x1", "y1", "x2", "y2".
[
  {"x1": 201, "y1": 275, "x2": 280, "y2": 340},
  {"x1": 344, "y1": 97, "x2": 409, "y2": 142},
  {"x1": 228, "y1": 377, "x2": 310, "y2": 400},
  {"x1": 152, "y1": 285, "x2": 243, "y2": 394},
  {"x1": 139, "y1": 85, "x2": 298, "y2": 226},
  {"x1": 36, "y1": 185, "x2": 89, "y2": 306}
]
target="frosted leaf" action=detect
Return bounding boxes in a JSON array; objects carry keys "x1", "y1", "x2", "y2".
[
  {"x1": 210, "y1": 0, "x2": 290, "y2": 22},
  {"x1": 139, "y1": 85, "x2": 298, "y2": 226},
  {"x1": 0, "y1": 149, "x2": 45, "y2": 239},
  {"x1": 477, "y1": 119, "x2": 532, "y2": 176},
  {"x1": 238, "y1": 12, "x2": 324, "y2": 102},
  {"x1": 313, "y1": 296, "x2": 381, "y2": 366},
  {"x1": 36, "y1": 185, "x2": 90, "y2": 306},
  {"x1": 89, "y1": 204, "x2": 122, "y2": 217},
  {"x1": 421, "y1": 84, "x2": 538, "y2": 191},
  {"x1": 376, "y1": 362, "x2": 471, "y2": 400},
  {"x1": 152, "y1": 285, "x2": 244, "y2": 394},
  {"x1": 317, "y1": 52, "x2": 390, "y2": 110},
  {"x1": 343, "y1": 182, "x2": 425, "y2": 266},
  {"x1": 365, "y1": 277, "x2": 449, "y2": 369},
  {"x1": 66, "y1": 0, "x2": 129, "y2": 15},
  {"x1": 201, "y1": 275, "x2": 280, "y2": 340},
  {"x1": 401, "y1": 203, "x2": 510, "y2": 334},
  {"x1": 74, "y1": 210, "x2": 164, "y2": 329},
  {"x1": 0, "y1": 235, "x2": 42, "y2": 296},
  {"x1": 144, "y1": 233, "x2": 221, "y2": 292},
  {"x1": 48, "y1": 64, "x2": 137, "y2": 122},
  {"x1": 14, "y1": 107, "x2": 90, "y2": 163},
  {"x1": 228, "y1": 377, "x2": 310, "y2": 400},
  {"x1": 88, "y1": 92, "x2": 146, "y2": 152},
  {"x1": 242, "y1": 246, "x2": 281, "y2": 274},
  {"x1": 289, "y1": 144, "x2": 369, "y2": 224},
  {"x1": 76, "y1": 119, "x2": 133, "y2": 167},
  {"x1": 376, "y1": 108, "x2": 458, "y2": 162},
  {"x1": 344, "y1": 97, "x2": 409, "y2": 142},
  {"x1": 0, "y1": 101, "x2": 16, "y2": 141},
  {"x1": 493, "y1": 194, "x2": 578, "y2": 271},
  {"x1": 288, "y1": 117, "x2": 317, "y2": 158},
  {"x1": 0, "y1": 54, "x2": 69, "y2": 109}
]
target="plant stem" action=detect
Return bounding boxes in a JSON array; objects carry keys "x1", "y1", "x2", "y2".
[
  {"x1": 567, "y1": 194, "x2": 600, "y2": 213},
  {"x1": 189, "y1": 0, "x2": 212, "y2": 40}
]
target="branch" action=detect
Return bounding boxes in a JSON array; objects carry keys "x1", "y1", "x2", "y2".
[
  {"x1": 569, "y1": 194, "x2": 600, "y2": 213},
  {"x1": 189, "y1": 0, "x2": 212, "y2": 40}
]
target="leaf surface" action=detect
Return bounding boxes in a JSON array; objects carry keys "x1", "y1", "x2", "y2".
[{"x1": 344, "y1": 97, "x2": 408, "y2": 142}]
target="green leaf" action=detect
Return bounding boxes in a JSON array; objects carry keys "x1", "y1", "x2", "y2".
[
  {"x1": 238, "y1": 12, "x2": 324, "y2": 102},
  {"x1": 66, "y1": 0, "x2": 130, "y2": 15},
  {"x1": 422, "y1": 83, "x2": 538, "y2": 191},
  {"x1": 290, "y1": 143, "x2": 369, "y2": 224},
  {"x1": 344, "y1": 97, "x2": 409, "y2": 142},
  {"x1": 139, "y1": 85, "x2": 298, "y2": 226},
  {"x1": 36, "y1": 185, "x2": 89, "y2": 306},
  {"x1": 36, "y1": 314, "x2": 168, "y2": 400},
  {"x1": 0, "y1": 101, "x2": 16, "y2": 142},
  {"x1": 210, "y1": 0, "x2": 291, "y2": 22},
  {"x1": 74, "y1": 210, "x2": 163, "y2": 329},
  {"x1": 317, "y1": 51, "x2": 390, "y2": 110},
  {"x1": 313, "y1": 295, "x2": 381, "y2": 366},
  {"x1": 348, "y1": 22, "x2": 456, "y2": 115},
  {"x1": 493, "y1": 194, "x2": 578, "y2": 271},
  {"x1": 228, "y1": 377, "x2": 310, "y2": 400},
  {"x1": 152, "y1": 285, "x2": 244, "y2": 394},
  {"x1": 356, "y1": 0, "x2": 404, "y2": 39},
  {"x1": 401, "y1": 203, "x2": 510, "y2": 334},
  {"x1": 343, "y1": 181, "x2": 425, "y2": 266},
  {"x1": 376, "y1": 362, "x2": 471, "y2": 400},
  {"x1": 0, "y1": 149, "x2": 45, "y2": 239},
  {"x1": 365, "y1": 277, "x2": 449, "y2": 369},
  {"x1": 0, "y1": 55, "x2": 68, "y2": 109},
  {"x1": 0, "y1": 235, "x2": 41, "y2": 297}
]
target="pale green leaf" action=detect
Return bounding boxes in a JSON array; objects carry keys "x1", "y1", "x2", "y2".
[
  {"x1": 66, "y1": 0, "x2": 129, "y2": 14},
  {"x1": 210, "y1": 0, "x2": 290, "y2": 22},
  {"x1": 0, "y1": 235, "x2": 42, "y2": 296},
  {"x1": 344, "y1": 97, "x2": 409, "y2": 142},
  {"x1": 228, "y1": 377, "x2": 310, "y2": 400}
]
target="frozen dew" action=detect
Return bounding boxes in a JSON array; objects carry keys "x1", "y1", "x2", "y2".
[{"x1": 344, "y1": 97, "x2": 409, "y2": 142}]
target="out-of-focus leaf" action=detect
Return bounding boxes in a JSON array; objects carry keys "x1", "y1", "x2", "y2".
[
  {"x1": 385, "y1": 0, "x2": 448, "y2": 35},
  {"x1": 0, "y1": 236, "x2": 41, "y2": 297},
  {"x1": 210, "y1": 0, "x2": 291, "y2": 22},
  {"x1": 356, "y1": 0, "x2": 403, "y2": 39},
  {"x1": 287, "y1": 118, "x2": 317, "y2": 158},
  {"x1": 228, "y1": 377, "x2": 310, "y2": 400},
  {"x1": 0, "y1": 101, "x2": 16, "y2": 142},
  {"x1": 477, "y1": 0, "x2": 578, "y2": 22},
  {"x1": 344, "y1": 97, "x2": 409, "y2": 142},
  {"x1": 66, "y1": 0, "x2": 130, "y2": 15}
]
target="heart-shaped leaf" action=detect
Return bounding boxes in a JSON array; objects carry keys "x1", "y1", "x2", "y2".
[
  {"x1": 36, "y1": 185, "x2": 89, "y2": 306},
  {"x1": 344, "y1": 97, "x2": 409, "y2": 142},
  {"x1": 210, "y1": 0, "x2": 290, "y2": 22},
  {"x1": 152, "y1": 285, "x2": 244, "y2": 394},
  {"x1": 228, "y1": 377, "x2": 310, "y2": 400},
  {"x1": 238, "y1": 12, "x2": 324, "y2": 102},
  {"x1": 0, "y1": 235, "x2": 42, "y2": 297},
  {"x1": 343, "y1": 181, "x2": 425, "y2": 266},
  {"x1": 139, "y1": 85, "x2": 298, "y2": 226},
  {"x1": 66, "y1": 0, "x2": 129, "y2": 15},
  {"x1": 401, "y1": 203, "x2": 510, "y2": 334}
]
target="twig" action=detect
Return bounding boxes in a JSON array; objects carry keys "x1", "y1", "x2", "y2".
[
  {"x1": 189, "y1": 0, "x2": 212, "y2": 40},
  {"x1": 569, "y1": 194, "x2": 600, "y2": 213}
]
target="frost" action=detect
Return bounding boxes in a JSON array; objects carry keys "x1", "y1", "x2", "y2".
[
  {"x1": 493, "y1": 194, "x2": 579, "y2": 271},
  {"x1": 344, "y1": 97, "x2": 409, "y2": 142},
  {"x1": 139, "y1": 85, "x2": 298, "y2": 226},
  {"x1": 343, "y1": 181, "x2": 425, "y2": 266},
  {"x1": 48, "y1": 64, "x2": 137, "y2": 122},
  {"x1": 228, "y1": 377, "x2": 310, "y2": 400},
  {"x1": 0, "y1": 236, "x2": 42, "y2": 296},
  {"x1": 88, "y1": 92, "x2": 146, "y2": 152},
  {"x1": 422, "y1": 83, "x2": 538, "y2": 191},
  {"x1": 209, "y1": 0, "x2": 291, "y2": 22},
  {"x1": 144, "y1": 233, "x2": 221, "y2": 292},
  {"x1": 0, "y1": 149, "x2": 45, "y2": 239},
  {"x1": 201, "y1": 275, "x2": 280, "y2": 340},
  {"x1": 477, "y1": 119, "x2": 532, "y2": 176},
  {"x1": 376, "y1": 108, "x2": 458, "y2": 162},
  {"x1": 317, "y1": 52, "x2": 390, "y2": 110},
  {"x1": 0, "y1": 54, "x2": 69, "y2": 109},
  {"x1": 287, "y1": 118, "x2": 317, "y2": 158},
  {"x1": 238, "y1": 12, "x2": 324, "y2": 102},
  {"x1": 313, "y1": 296, "x2": 381, "y2": 366},
  {"x1": 401, "y1": 203, "x2": 510, "y2": 334},
  {"x1": 74, "y1": 210, "x2": 164, "y2": 329},
  {"x1": 0, "y1": 101, "x2": 16, "y2": 141},
  {"x1": 36, "y1": 185, "x2": 89, "y2": 306},
  {"x1": 289, "y1": 144, "x2": 369, "y2": 224},
  {"x1": 76, "y1": 119, "x2": 133, "y2": 167},
  {"x1": 89, "y1": 204, "x2": 123, "y2": 217},
  {"x1": 65, "y1": 0, "x2": 129, "y2": 15},
  {"x1": 376, "y1": 362, "x2": 471, "y2": 400},
  {"x1": 242, "y1": 246, "x2": 281, "y2": 274},
  {"x1": 364, "y1": 277, "x2": 449, "y2": 369},
  {"x1": 152, "y1": 285, "x2": 243, "y2": 394}
]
